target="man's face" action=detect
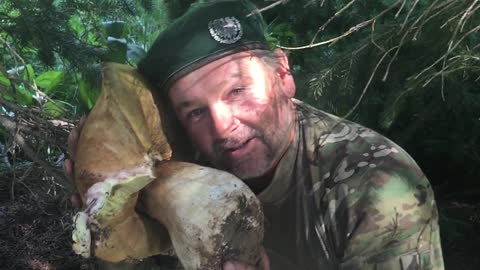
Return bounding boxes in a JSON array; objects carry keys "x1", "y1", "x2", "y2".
[{"x1": 169, "y1": 50, "x2": 296, "y2": 180}]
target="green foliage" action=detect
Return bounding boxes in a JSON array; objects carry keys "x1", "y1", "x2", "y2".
[
  {"x1": 0, "y1": 73, "x2": 10, "y2": 87},
  {"x1": 78, "y1": 75, "x2": 99, "y2": 110},
  {"x1": 35, "y1": 71, "x2": 63, "y2": 94},
  {"x1": 263, "y1": 0, "x2": 480, "y2": 198},
  {"x1": 258, "y1": 1, "x2": 480, "y2": 255},
  {"x1": 0, "y1": 0, "x2": 172, "y2": 118},
  {"x1": 266, "y1": 23, "x2": 297, "y2": 49},
  {"x1": 0, "y1": 1, "x2": 174, "y2": 201}
]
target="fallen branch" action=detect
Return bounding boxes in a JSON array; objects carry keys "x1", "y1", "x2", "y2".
[{"x1": 0, "y1": 115, "x2": 70, "y2": 191}]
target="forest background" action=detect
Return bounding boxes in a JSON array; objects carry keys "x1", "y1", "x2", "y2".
[{"x1": 0, "y1": 0, "x2": 479, "y2": 269}]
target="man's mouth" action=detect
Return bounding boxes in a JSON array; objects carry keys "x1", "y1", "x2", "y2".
[{"x1": 224, "y1": 137, "x2": 253, "y2": 152}]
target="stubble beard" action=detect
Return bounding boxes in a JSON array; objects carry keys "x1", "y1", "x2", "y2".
[
  {"x1": 210, "y1": 126, "x2": 275, "y2": 179},
  {"x1": 210, "y1": 111, "x2": 293, "y2": 180}
]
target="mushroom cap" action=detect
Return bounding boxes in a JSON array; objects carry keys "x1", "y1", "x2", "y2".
[
  {"x1": 74, "y1": 63, "x2": 172, "y2": 201},
  {"x1": 72, "y1": 63, "x2": 173, "y2": 262}
]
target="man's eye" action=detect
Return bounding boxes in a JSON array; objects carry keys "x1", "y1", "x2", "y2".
[
  {"x1": 230, "y1": 87, "x2": 245, "y2": 96},
  {"x1": 186, "y1": 108, "x2": 206, "y2": 120}
]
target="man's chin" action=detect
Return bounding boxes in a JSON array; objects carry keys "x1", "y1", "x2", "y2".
[
  {"x1": 229, "y1": 159, "x2": 274, "y2": 180},
  {"x1": 210, "y1": 144, "x2": 276, "y2": 179}
]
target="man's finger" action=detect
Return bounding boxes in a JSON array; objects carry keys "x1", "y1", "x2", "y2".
[
  {"x1": 64, "y1": 159, "x2": 73, "y2": 181},
  {"x1": 77, "y1": 115, "x2": 87, "y2": 131},
  {"x1": 64, "y1": 159, "x2": 82, "y2": 208},
  {"x1": 67, "y1": 128, "x2": 79, "y2": 159},
  {"x1": 67, "y1": 115, "x2": 87, "y2": 159},
  {"x1": 223, "y1": 262, "x2": 236, "y2": 270},
  {"x1": 223, "y1": 261, "x2": 256, "y2": 270},
  {"x1": 258, "y1": 247, "x2": 270, "y2": 270},
  {"x1": 70, "y1": 193, "x2": 82, "y2": 208}
]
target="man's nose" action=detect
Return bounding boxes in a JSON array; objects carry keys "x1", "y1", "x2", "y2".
[{"x1": 210, "y1": 102, "x2": 236, "y2": 138}]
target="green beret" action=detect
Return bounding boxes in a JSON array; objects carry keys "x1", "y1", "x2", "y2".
[{"x1": 138, "y1": 0, "x2": 269, "y2": 93}]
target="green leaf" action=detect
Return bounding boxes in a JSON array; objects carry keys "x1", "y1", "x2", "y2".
[
  {"x1": 6, "y1": 65, "x2": 35, "y2": 82},
  {"x1": 0, "y1": 91, "x2": 13, "y2": 102},
  {"x1": 69, "y1": 15, "x2": 85, "y2": 37},
  {"x1": 22, "y1": 64, "x2": 35, "y2": 82},
  {"x1": 43, "y1": 100, "x2": 65, "y2": 118},
  {"x1": 23, "y1": 64, "x2": 35, "y2": 81},
  {"x1": 13, "y1": 85, "x2": 34, "y2": 105},
  {"x1": 36, "y1": 71, "x2": 63, "y2": 94},
  {"x1": 78, "y1": 78, "x2": 99, "y2": 110},
  {"x1": 0, "y1": 73, "x2": 11, "y2": 87},
  {"x1": 0, "y1": 85, "x2": 33, "y2": 105}
]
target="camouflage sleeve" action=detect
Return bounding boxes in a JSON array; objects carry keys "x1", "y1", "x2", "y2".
[{"x1": 320, "y1": 142, "x2": 444, "y2": 269}]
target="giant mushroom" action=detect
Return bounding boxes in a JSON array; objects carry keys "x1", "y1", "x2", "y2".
[{"x1": 71, "y1": 63, "x2": 264, "y2": 269}]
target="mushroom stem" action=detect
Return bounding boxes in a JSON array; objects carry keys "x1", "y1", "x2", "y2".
[
  {"x1": 142, "y1": 161, "x2": 264, "y2": 270},
  {"x1": 72, "y1": 168, "x2": 173, "y2": 262}
]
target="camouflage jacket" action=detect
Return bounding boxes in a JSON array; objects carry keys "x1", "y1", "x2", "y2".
[{"x1": 258, "y1": 100, "x2": 444, "y2": 270}]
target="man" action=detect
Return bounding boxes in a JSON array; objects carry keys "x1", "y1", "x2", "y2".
[{"x1": 67, "y1": 0, "x2": 444, "y2": 269}]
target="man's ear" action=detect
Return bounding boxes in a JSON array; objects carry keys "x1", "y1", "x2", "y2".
[{"x1": 273, "y1": 49, "x2": 295, "y2": 98}]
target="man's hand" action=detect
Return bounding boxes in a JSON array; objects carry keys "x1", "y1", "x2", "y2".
[
  {"x1": 64, "y1": 115, "x2": 87, "y2": 208},
  {"x1": 223, "y1": 248, "x2": 270, "y2": 270}
]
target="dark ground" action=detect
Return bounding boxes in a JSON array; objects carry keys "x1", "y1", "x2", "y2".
[
  {"x1": 0, "y1": 164, "x2": 95, "y2": 270},
  {"x1": 1, "y1": 165, "x2": 479, "y2": 270}
]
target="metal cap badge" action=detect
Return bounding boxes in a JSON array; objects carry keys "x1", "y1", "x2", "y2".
[{"x1": 208, "y1": 17, "x2": 243, "y2": 44}]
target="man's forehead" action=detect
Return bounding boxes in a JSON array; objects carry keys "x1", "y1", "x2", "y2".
[
  {"x1": 171, "y1": 52, "x2": 261, "y2": 88},
  {"x1": 169, "y1": 54, "x2": 268, "y2": 108},
  {"x1": 199, "y1": 51, "x2": 261, "y2": 71}
]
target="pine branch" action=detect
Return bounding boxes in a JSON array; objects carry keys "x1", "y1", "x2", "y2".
[
  {"x1": 413, "y1": 0, "x2": 458, "y2": 40},
  {"x1": 310, "y1": 0, "x2": 360, "y2": 45},
  {"x1": 399, "y1": 0, "x2": 421, "y2": 32},
  {"x1": 440, "y1": 0, "x2": 480, "y2": 100},
  {"x1": 247, "y1": 0, "x2": 288, "y2": 17},
  {"x1": 414, "y1": 24, "x2": 480, "y2": 82},
  {"x1": 395, "y1": 0, "x2": 407, "y2": 18},
  {"x1": 382, "y1": 0, "x2": 442, "y2": 82},
  {"x1": 344, "y1": 46, "x2": 399, "y2": 119},
  {"x1": 277, "y1": 0, "x2": 403, "y2": 50}
]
